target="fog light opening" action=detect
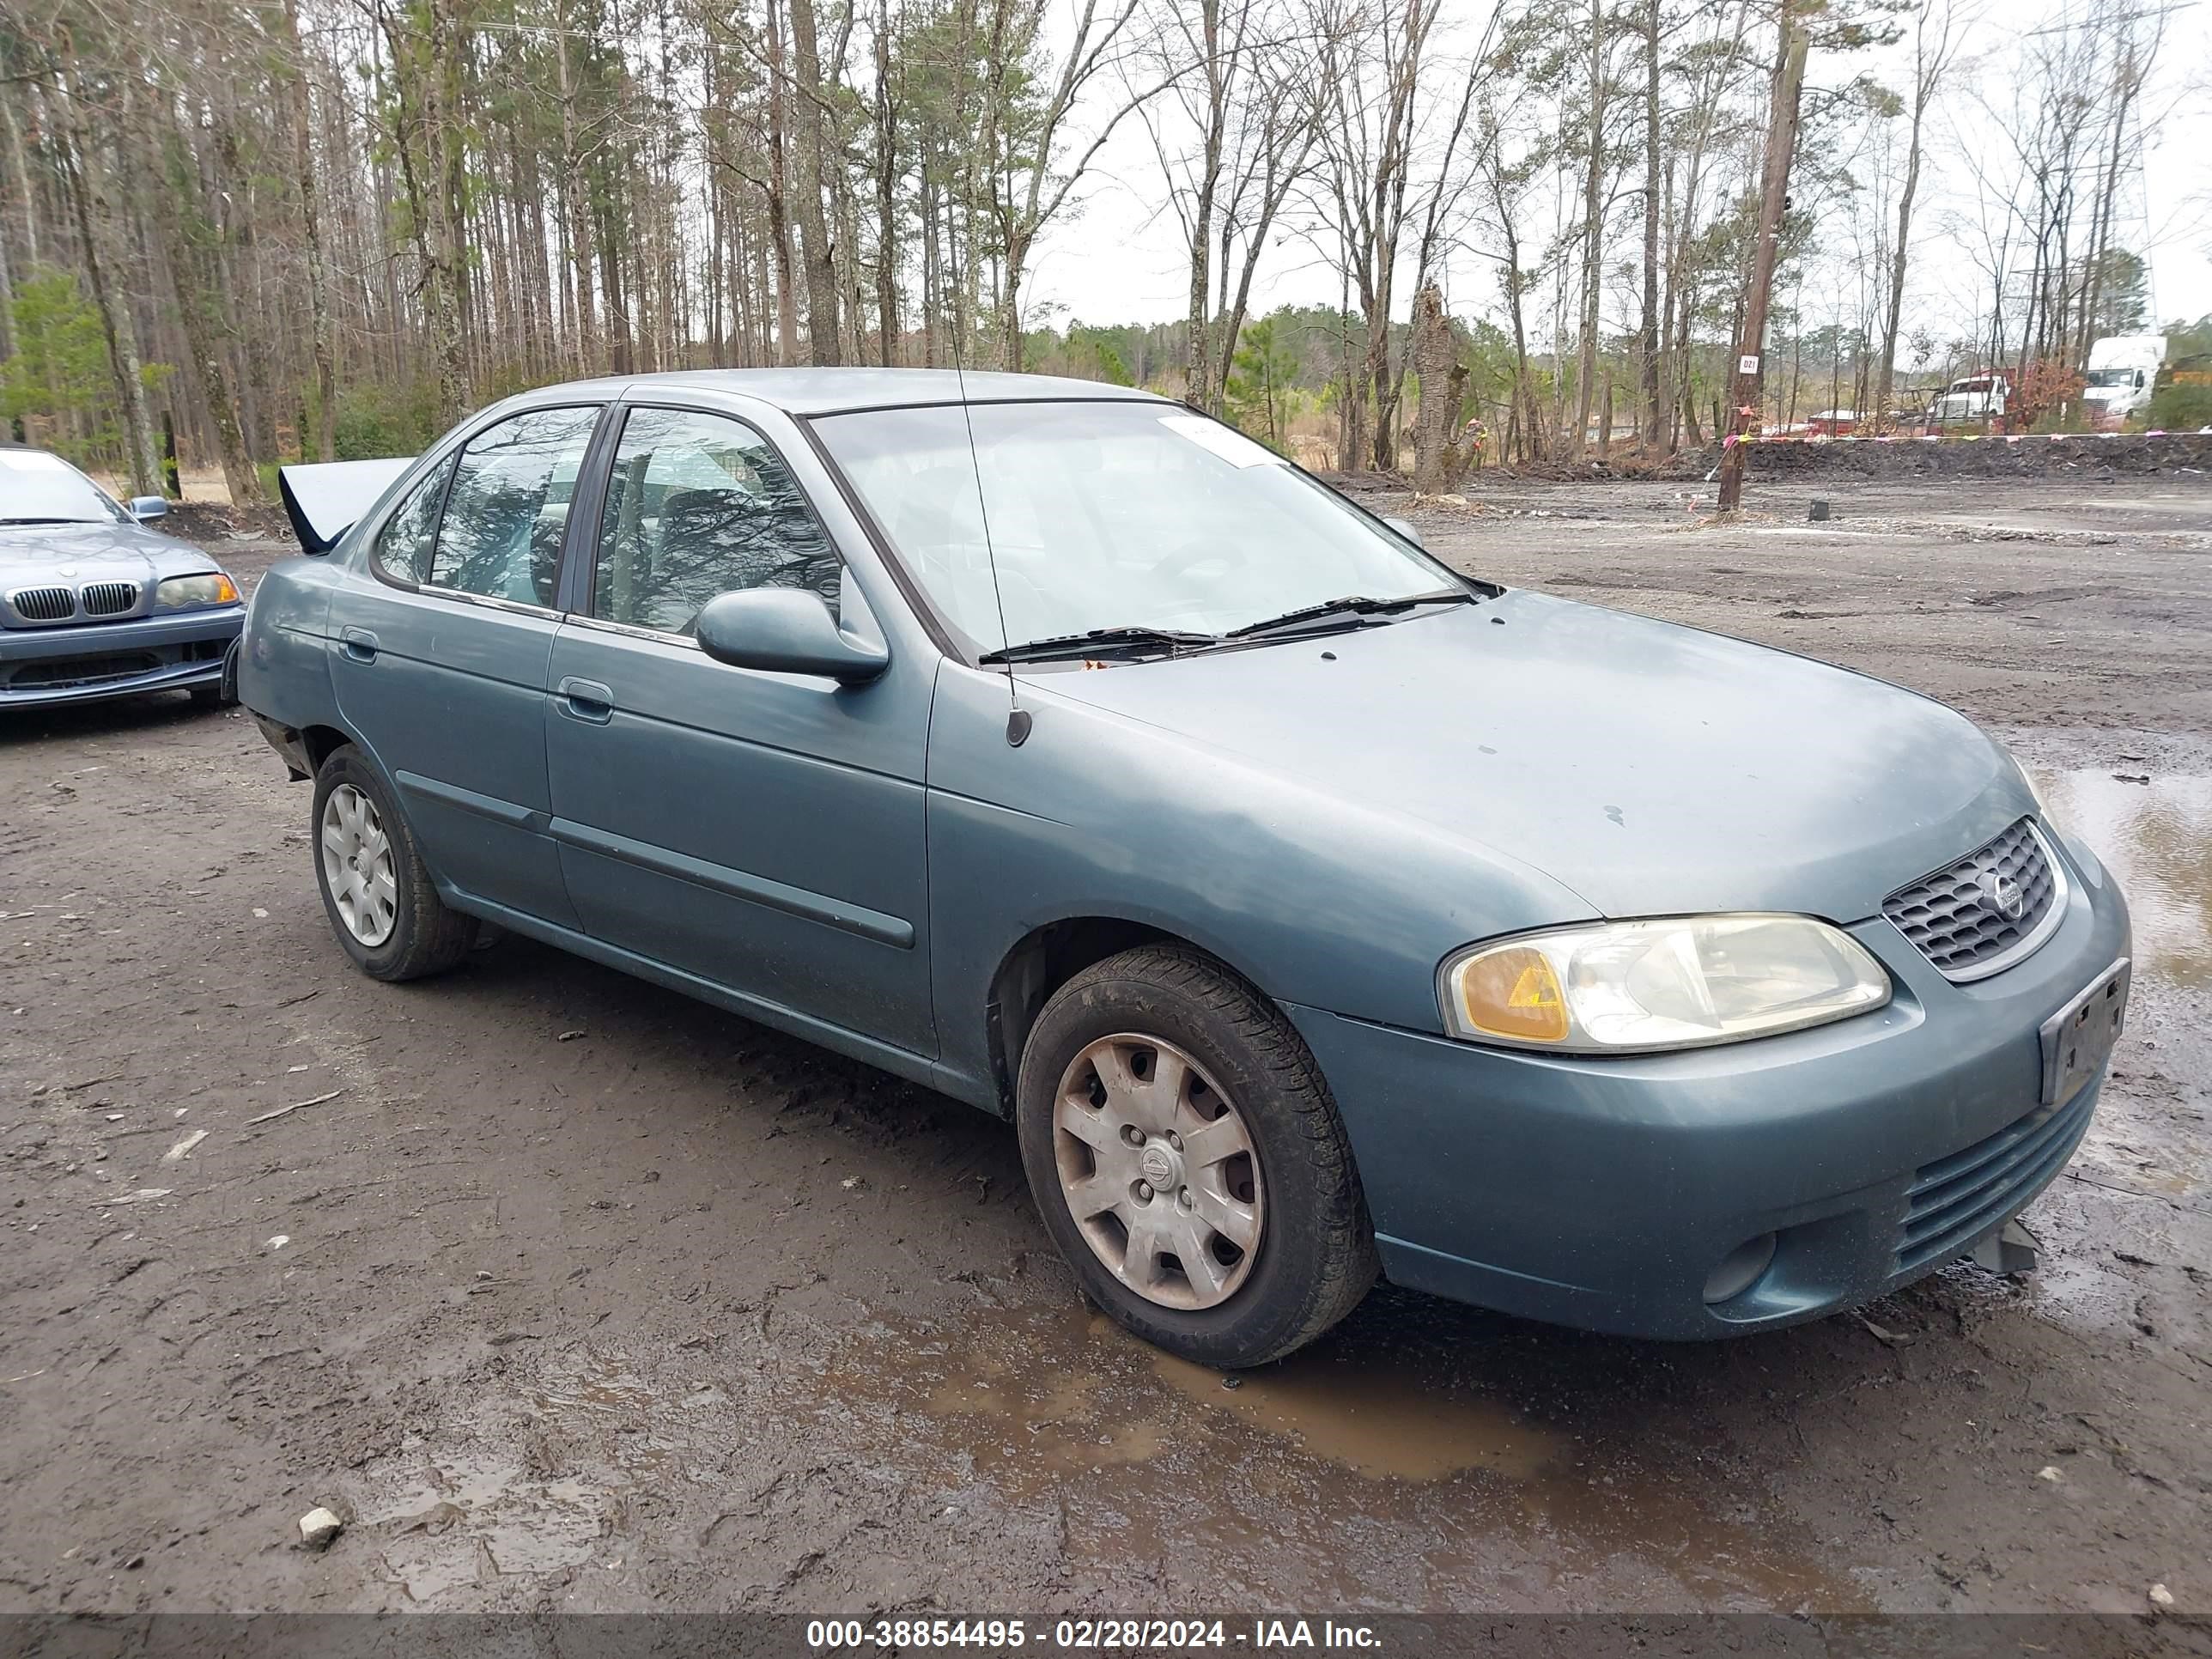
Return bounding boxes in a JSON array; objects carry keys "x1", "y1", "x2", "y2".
[{"x1": 1703, "y1": 1232, "x2": 1778, "y2": 1305}]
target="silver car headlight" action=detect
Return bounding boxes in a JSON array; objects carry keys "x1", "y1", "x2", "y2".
[
  {"x1": 155, "y1": 573, "x2": 240, "y2": 609},
  {"x1": 1438, "y1": 915, "x2": 1892, "y2": 1054}
]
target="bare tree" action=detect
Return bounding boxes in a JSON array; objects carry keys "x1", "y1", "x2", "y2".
[
  {"x1": 1310, "y1": 0, "x2": 1436, "y2": 471},
  {"x1": 1871, "y1": 1, "x2": 1963, "y2": 429}
]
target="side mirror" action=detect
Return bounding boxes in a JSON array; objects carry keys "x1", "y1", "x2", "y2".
[
  {"x1": 695, "y1": 587, "x2": 890, "y2": 684},
  {"x1": 130, "y1": 495, "x2": 169, "y2": 522},
  {"x1": 1382, "y1": 514, "x2": 1425, "y2": 549}
]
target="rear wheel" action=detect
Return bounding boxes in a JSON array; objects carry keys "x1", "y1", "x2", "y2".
[
  {"x1": 310, "y1": 747, "x2": 475, "y2": 981},
  {"x1": 1016, "y1": 943, "x2": 1377, "y2": 1368}
]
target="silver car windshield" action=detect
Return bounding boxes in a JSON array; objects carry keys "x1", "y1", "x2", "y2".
[
  {"x1": 812, "y1": 400, "x2": 1455, "y2": 651},
  {"x1": 0, "y1": 449, "x2": 131, "y2": 526}
]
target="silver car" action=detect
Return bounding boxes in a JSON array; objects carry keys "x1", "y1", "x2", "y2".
[{"x1": 0, "y1": 445, "x2": 245, "y2": 710}]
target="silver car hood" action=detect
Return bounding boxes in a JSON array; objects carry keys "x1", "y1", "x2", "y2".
[
  {"x1": 1033, "y1": 588, "x2": 2031, "y2": 924},
  {"x1": 0, "y1": 520, "x2": 222, "y2": 588}
]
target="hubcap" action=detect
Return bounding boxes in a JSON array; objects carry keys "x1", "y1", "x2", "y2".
[
  {"x1": 1052, "y1": 1034, "x2": 1264, "y2": 1310},
  {"x1": 320, "y1": 783, "x2": 398, "y2": 947}
]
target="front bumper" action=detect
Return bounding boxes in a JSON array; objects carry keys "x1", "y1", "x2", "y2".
[
  {"x1": 1289, "y1": 827, "x2": 2132, "y2": 1339},
  {"x1": 0, "y1": 605, "x2": 245, "y2": 707}
]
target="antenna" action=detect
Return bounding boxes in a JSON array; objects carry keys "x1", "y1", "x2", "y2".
[{"x1": 952, "y1": 349, "x2": 1030, "y2": 745}]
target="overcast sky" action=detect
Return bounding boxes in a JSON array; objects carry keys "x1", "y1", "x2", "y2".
[{"x1": 1020, "y1": 0, "x2": 2212, "y2": 341}]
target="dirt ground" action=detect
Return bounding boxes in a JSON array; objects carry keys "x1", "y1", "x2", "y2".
[{"x1": 1, "y1": 475, "x2": 2207, "y2": 1620}]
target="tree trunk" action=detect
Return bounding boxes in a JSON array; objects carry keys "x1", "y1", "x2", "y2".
[
  {"x1": 151, "y1": 150, "x2": 262, "y2": 505},
  {"x1": 1571, "y1": 0, "x2": 1607, "y2": 457},
  {"x1": 425, "y1": 0, "x2": 471, "y2": 422},
  {"x1": 873, "y1": 0, "x2": 900, "y2": 365},
  {"x1": 1638, "y1": 0, "x2": 1662, "y2": 447},
  {"x1": 786, "y1": 0, "x2": 842, "y2": 364},
  {"x1": 283, "y1": 0, "x2": 338, "y2": 459},
  {"x1": 765, "y1": 0, "x2": 801, "y2": 366},
  {"x1": 1717, "y1": 2, "x2": 1808, "y2": 512},
  {"x1": 54, "y1": 61, "x2": 160, "y2": 496},
  {"x1": 1183, "y1": 0, "x2": 1225, "y2": 410},
  {"x1": 1410, "y1": 283, "x2": 1469, "y2": 493},
  {"x1": 1002, "y1": 228, "x2": 1031, "y2": 374},
  {"x1": 1874, "y1": 113, "x2": 1923, "y2": 434},
  {"x1": 0, "y1": 95, "x2": 39, "y2": 268}
]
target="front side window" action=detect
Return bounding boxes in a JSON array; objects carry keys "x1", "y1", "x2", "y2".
[
  {"x1": 592, "y1": 406, "x2": 841, "y2": 634},
  {"x1": 811, "y1": 400, "x2": 1454, "y2": 650},
  {"x1": 426, "y1": 406, "x2": 599, "y2": 605}
]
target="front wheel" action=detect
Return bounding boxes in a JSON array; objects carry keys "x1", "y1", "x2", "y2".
[
  {"x1": 1016, "y1": 944, "x2": 1377, "y2": 1368},
  {"x1": 310, "y1": 747, "x2": 476, "y2": 981}
]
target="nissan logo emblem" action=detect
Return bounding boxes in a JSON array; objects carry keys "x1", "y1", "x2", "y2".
[{"x1": 1977, "y1": 870, "x2": 2027, "y2": 922}]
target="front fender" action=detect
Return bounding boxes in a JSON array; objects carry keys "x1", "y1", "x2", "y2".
[{"x1": 923, "y1": 663, "x2": 1594, "y2": 1105}]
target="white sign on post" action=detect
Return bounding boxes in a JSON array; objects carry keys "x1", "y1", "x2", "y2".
[{"x1": 1738, "y1": 354, "x2": 1760, "y2": 375}]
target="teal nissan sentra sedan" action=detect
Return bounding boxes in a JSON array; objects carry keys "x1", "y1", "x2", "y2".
[{"x1": 240, "y1": 370, "x2": 2130, "y2": 1366}]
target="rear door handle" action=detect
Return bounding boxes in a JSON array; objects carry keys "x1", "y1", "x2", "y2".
[
  {"x1": 557, "y1": 676, "x2": 615, "y2": 725},
  {"x1": 340, "y1": 626, "x2": 379, "y2": 663}
]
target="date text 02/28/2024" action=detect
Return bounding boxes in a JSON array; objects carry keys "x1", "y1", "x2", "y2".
[{"x1": 805, "y1": 1618, "x2": 1383, "y2": 1650}]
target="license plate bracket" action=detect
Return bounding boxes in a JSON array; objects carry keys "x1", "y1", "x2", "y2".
[{"x1": 2040, "y1": 957, "x2": 2130, "y2": 1108}]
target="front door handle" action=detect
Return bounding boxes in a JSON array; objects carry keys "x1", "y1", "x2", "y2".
[
  {"x1": 340, "y1": 626, "x2": 379, "y2": 663},
  {"x1": 557, "y1": 676, "x2": 615, "y2": 724}
]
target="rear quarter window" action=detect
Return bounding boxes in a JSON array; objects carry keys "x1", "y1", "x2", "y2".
[{"x1": 372, "y1": 454, "x2": 458, "y2": 585}]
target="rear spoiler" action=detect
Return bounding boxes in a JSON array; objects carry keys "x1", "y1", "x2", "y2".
[{"x1": 277, "y1": 457, "x2": 416, "y2": 554}]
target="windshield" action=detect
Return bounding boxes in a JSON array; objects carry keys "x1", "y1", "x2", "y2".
[
  {"x1": 811, "y1": 400, "x2": 1461, "y2": 652},
  {"x1": 0, "y1": 448, "x2": 131, "y2": 525},
  {"x1": 2086, "y1": 368, "x2": 2138, "y2": 388}
]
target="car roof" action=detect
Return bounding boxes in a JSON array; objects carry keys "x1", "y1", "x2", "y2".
[{"x1": 522, "y1": 368, "x2": 1168, "y2": 416}]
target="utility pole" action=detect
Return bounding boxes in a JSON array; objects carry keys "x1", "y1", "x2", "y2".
[{"x1": 1717, "y1": 2, "x2": 1809, "y2": 513}]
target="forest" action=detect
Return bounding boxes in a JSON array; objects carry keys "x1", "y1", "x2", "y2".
[{"x1": 0, "y1": 0, "x2": 2200, "y2": 504}]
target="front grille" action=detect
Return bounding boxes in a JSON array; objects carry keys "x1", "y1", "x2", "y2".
[
  {"x1": 9, "y1": 586, "x2": 74, "y2": 622},
  {"x1": 1894, "y1": 1087, "x2": 2096, "y2": 1273},
  {"x1": 1882, "y1": 817, "x2": 2059, "y2": 980},
  {"x1": 80, "y1": 580, "x2": 138, "y2": 616}
]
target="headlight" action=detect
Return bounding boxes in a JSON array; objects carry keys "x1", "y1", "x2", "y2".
[
  {"x1": 156, "y1": 573, "x2": 239, "y2": 609},
  {"x1": 1439, "y1": 915, "x2": 1891, "y2": 1054}
]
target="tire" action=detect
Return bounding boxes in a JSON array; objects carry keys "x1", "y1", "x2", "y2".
[
  {"x1": 1016, "y1": 943, "x2": 1378, "y2": 1368},
  {"x1": 189, "y1": 680, "x2": 234, "y2": 710},
  {"x1": 309, "y1": 746, "x2": 476, "y2": 982}
]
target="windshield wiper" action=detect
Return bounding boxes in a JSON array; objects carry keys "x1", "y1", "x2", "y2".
[
  {"x1": 1224, "y1": 589, "x2": 1475, "y2": 641},
  {"x1": 0, "y1": 517, "x2": 88, "y2": 526},
  {"x1": 981, "y1": 625, "x2": 1222, "y2": 665}
]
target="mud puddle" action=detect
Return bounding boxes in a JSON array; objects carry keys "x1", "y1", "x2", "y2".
[
  {"x1": 349, "y1": 1355, "x2": 684, "y2": 1601},
  {"x1": 823, "y1": 1299, "x2": 1866, "y2": 1609},
  {"x1": 2029, "y1": 767, "x2": 2212, "y2": 989}
]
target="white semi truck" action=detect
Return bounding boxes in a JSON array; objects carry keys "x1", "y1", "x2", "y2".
[{"x1": 2083, "y1": 334, "x2": 2166, "y2": 428}]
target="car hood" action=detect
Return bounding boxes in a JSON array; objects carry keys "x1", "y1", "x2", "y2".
[
  {"x1": 1031, "y1": 588, "x2": 2028, "y2": 923},
  {"x1": 0, "y1": 520, "x2": 222, "y2": 588}
]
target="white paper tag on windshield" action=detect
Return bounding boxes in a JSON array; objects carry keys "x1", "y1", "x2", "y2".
[{"x1": 1158, "y1": 414, "x2": 1285, "y2": 468}]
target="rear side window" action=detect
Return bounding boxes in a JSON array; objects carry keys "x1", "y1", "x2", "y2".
[
  {"x1": 373, "y1": 455, "x2": 457, "y2": 583},
  {"x1": 426, "y1": 406, "x2": 600, "y2": 605}
]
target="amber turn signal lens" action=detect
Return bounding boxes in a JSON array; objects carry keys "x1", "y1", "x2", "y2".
[
  {"x1": 213, "y1": 574, "x2": 239, "y2": 603},
  {"x1": 1453, "y1": 945, "x2": 1570, "y2": 1043}
]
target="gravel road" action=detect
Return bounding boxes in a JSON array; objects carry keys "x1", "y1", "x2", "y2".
[{"x1": 1, "y1": 476, "x2": 2205, "y2": 1618}]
